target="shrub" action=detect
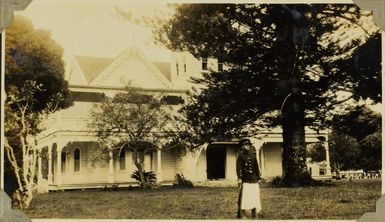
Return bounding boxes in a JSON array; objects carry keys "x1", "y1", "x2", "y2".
[
  {"x1": 173, "y1": 173, "x2": 193, "y2": 188},
  {"x1": 131, "y1": 170, "x2": 157, "y2": 188},
  {"x1": 270, "y1": 176, "x2": 284, "y2": 187},
  {"x1": 103, "y1": 184, "x2": 119, "y2": 191},
  {"x1": 270, "y1": 173, "x2": 324, "y2": 187}
]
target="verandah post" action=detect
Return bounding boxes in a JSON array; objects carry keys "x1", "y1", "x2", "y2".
[{"x1": 108, "y1": 150, "x2": 115, "y2": 183}]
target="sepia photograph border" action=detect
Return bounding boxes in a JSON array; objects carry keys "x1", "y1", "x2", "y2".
[{"x1": 0, "y1": 0, "x2": 384, "y2": 221}]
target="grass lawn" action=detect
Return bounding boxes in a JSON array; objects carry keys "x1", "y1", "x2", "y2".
[{"x1": 24, "y1": 179, "x2": 381, "y2": 220}]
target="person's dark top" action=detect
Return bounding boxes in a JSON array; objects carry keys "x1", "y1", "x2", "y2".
[{"x1": 236, "y1": 150, "x2": 261, "y2": 183}]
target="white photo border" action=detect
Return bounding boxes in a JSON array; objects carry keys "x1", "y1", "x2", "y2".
[{"x1": 0, "y1": 0, "x2": 384, "y2": 221}]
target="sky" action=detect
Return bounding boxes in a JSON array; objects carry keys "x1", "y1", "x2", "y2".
[
  {"x1": 17, "y1": 0, "x2": 174, "y2": 61},
  {"x1": 17, "y1": 1, "x2": 379, "y2": 61}
]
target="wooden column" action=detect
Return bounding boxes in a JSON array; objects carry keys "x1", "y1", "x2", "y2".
[
  {"x1": 108, "y1": 150, "x2": 115, "y2": 183},
  {"x1": 56, "y1": 146, "x2": 62, "y2": 185},
  {"x1": 37, "y1": 154, "x2": 42, "y2": 183},
  {"x1": 156, "y1": 149, "x2": 163, "y2": 182},
  {"x1": 47, "y1": 146, "x2": 53, "y2": 184},
  {"x1": 324, "y1": 141, "x2": 332, "y2": 176},
  {"x1": 260, "y1": 145, "x2": 265, "y2": 178}
]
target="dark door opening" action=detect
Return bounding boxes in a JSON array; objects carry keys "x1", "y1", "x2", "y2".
[{"x1": 206, "y1": 146, "x2": 226, "y2": 179}]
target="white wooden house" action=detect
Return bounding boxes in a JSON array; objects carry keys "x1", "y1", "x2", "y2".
[{"x1": 35, "y1": 45, "x2": 332, "y2": 192}]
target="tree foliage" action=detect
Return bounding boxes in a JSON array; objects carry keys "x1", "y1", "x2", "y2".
[
  {"x1": 161, "y1": 4, "x2": 378, "y2": 139},
  {"x1": 306, "y1": 143, "x2": 326, "y2": 163},
  {"x1": 331, "y1": 105, "x2": 381, "y2": 141},
  {"x1": 4, "y1": 16, "x2": 73, "y2": 208},
  {"x1": 6, "y1": 16, "x2": 73, "y2": 113},
  {"x1": 359, "y1": 131, "x2": 381, "y2": 172},
  {"x1": 344, "y1": 32, "x2": 381, "y2": 103},
  {"x1": 160, "y1": 4, "x2": 379, "y2": 185},
  {"x1": 329, "y1": 131, "x2": 360, "y2": 171},
  {"x1": 329, "y1": 105, "x2": 381, "y2": 171},
  {"x1": 88, "y1": 87, "x2": 179, "y2": 188}
]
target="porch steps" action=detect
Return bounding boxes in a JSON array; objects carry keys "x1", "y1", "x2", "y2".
[{"x1": 50, "y1": 182, "x2": 138, "y2": 191}]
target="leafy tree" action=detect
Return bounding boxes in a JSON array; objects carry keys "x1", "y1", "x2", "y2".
[
  {"x1": 4, "y1": 16, "x2": 73, "y2": 208},
  {"x1": 359, "y1": 131, "x2": 381, "y2": 172},
  {"x1": 342, "y1": 32, "x2": 381, "y2": 103},
  {"x1": 160, "y1": 4, "x2": 379, "y2": 186},
  {"x1": 329, "y1": 131, "x2": 360, "y2": 171},
  {"x1": 306, "y1": 143, "x2": 326, "y2": 163},
  {"x1": 5, "y1": 16, "x2": 73, "y2": 113},
  {"x1": 330, "y1": 105, "x2": 381, "y2": 171},
  {"x1": 88, "y1": 87, "x2": 178, "y2": 189},
  {"x1": 331, "y1": 105, "x2": 381, "y2": 141}
]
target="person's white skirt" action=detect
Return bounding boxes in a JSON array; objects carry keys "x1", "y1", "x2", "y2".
[{"x1": 241, "y1": 183, "x2": 262, "y2": 212}]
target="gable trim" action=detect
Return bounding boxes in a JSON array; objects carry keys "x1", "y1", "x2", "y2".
[{"x1": 88, "y1": 46, "x2": 172, "y2": 88}]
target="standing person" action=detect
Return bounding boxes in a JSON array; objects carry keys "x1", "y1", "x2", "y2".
[{"x1": 236, "y1": 138, "x2": 262, "y2": 219}]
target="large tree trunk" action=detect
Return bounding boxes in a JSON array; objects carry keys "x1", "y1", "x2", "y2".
[
  {"x1": 276, "y1": 5, "x2": 311, "y2": 186},
  {"x1": 281, "y1": 87, "x2": 309, "y2": 186}
]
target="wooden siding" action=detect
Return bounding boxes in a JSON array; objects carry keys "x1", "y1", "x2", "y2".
[
  {"x1": 225, "y1": 147, "x2": 238, "y2": 180},
  {"x1": 161, "y1": 151, "x2": 177, "y2": 181},
  {"x1": 60, "y1": 143, "x2": 110, "y2": 184},
  {"x1": 196, "y1": 149, "x2": 207, "y2": 181},
  {"x1": 262, "y1": 143, "x2": 283, "y2": 178}
]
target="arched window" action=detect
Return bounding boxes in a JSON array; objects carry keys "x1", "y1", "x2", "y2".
[
  {"x1": 61, "y1": 151, "x2": 66, "y2": 173},
  {"x1": 74, "y1": 149, "x2": 80, "y2": 172},
  {"x1": 119, "y1": 149, "x2": 126, "y2": 170}
]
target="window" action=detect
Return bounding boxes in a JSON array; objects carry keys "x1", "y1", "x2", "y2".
[
  {"x1": 183, "y1": 55, "x2": 187, "y2": 73},
  {"x1": 120, "y1": 149, "x2": 126, "y2": 170},
  {"x1": 74, "y1": 149, "x2": 80, "y2": 172},
  {"x1": 176, "y1": 63, "x2": 179, "y2": 76},
  {"x1": 161, "y1": 95, "x2": 184, "y2": 105},
  {"x1": 218, "y1": 60, "x2": 223, "y2": 72},
  {"x1": 202, "y1": 58, "x2": 208, "y2": 70},
  {"x1": 61, "y1": 152, "x2": 66, "y2": 173}
]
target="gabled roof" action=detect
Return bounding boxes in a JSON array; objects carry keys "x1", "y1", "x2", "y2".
[
  {"x1": 153, "y1": 62, "x2": 171, "y2": 81},
  {"x1": 70, "y1": 46, "x2": 172, "y2": 89},
  {"x1": 88, "y1": 46, "x2": 172, "y2": 89},
  {"x1": 75, "y1": 56, "x2": 114, "y2": 83}
]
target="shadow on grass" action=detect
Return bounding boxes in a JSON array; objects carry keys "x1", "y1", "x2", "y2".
[{"x1": 267, "y1": 175, "x2": 337, "y2": 188}]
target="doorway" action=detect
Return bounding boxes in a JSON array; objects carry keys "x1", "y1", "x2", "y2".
[{"x1": 206, "y1": 146, "x2": 226, "y2": 179}]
